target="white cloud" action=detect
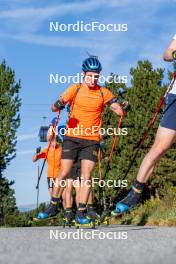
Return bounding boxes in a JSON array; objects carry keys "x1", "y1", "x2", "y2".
[
  {"x1": 17, "y1": 149, "x2": 34, "y2": 155},
  {"x1": 18, "y1": 132, "x2": 38, "y2": 141},
  {"x1": 0, "y1": 0, "x2": 175, "y2": 76},
  {"x1": 0, "y1": 1, "x2": 137, "y2": 19},
  {"x1": 1, "y1": 32, "x2": 96, "y2": 48}
]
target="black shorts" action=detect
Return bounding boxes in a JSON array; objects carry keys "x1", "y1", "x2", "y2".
[
  {"x1": 61, "y1": 136, "x2": 100, "y2": 162},
  {"x1": 160, "y1": 93, "x2": 176, "y2": 131}
]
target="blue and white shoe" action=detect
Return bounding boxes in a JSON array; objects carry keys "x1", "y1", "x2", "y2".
[
  {"x1": 111, "y1": 183, "x2": 144, "y2": 216},
  {"x1": 35, "y1": 203, "x2": 58, "y2": 220},
  {"x1": 75, "y1": 210, "x2": 90, "y2": 225},
  {"x1": 111, "y1": 202, "x2": 130, "y2": 216}
]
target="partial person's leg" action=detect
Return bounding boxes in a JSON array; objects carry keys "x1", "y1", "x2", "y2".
[
  {"x1": 137, "y1": 126, "x2": 176, "y2": 183},
  {"x1": 74, "y1": 180, "x2": 81, "y2": 208},
  {"x1": 75, "y1": 160, "x2": 95, "y2": 224},
  {"x1": 40, "y1": 160, "x2": 74, "y2": 218},
  {"x1": 62, "y1": 188, "x2": 66, "y2": 209},
  {"x1": 47, "y1": 178, "x2": 53, "y2": 197},
  {"x1": 79, "y1": 159, "x2": 95, "y2": 205},
  {"x1": 52, "y1": 159, "x2": 74, "y2": 197},
  {"x1": 113, "y1": 126, "x2": 176, "y2": 215},
  {"x1": 87, "y1": 189, "x2": 93, "y2": 205},
  {"x1": 65, "y1": 179, "x2": 74, "y2": 208},
  {"x1": 87, "y1": 189, "x2": 100, "y2": 220},
  {"x1": 63, "y1": 180, "x2": 75, "y2": 224}
]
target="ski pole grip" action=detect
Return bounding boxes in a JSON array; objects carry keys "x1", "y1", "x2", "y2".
[
  {"x1": 53, "y1": 99, "x2": 65, "y2": 110},
  {"x1": 122, "y1": 101, "x2": 131, "y2": 113},
  {"x1": 172, "y1": 51, "x2": 176, "y2": 61},
  {"x1": 36, "y1": 147, "x2": 41, "y2": 154}
]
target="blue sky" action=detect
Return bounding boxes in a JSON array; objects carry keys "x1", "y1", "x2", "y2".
[{"x1": 1, "y1": 0, "x2": 175, "y2": 206}]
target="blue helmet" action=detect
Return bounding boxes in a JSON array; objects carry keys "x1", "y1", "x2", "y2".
[
  {"x1": 82, "y1": 57, "x2": 102, "y2": 73},
  {"x1": 51, "y1": 117, "x2": 57, "y2": 126}
]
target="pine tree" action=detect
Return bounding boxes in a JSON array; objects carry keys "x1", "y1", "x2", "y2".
[{"x1": 0, "y1": 60, "x2": 21, "y2": 225}]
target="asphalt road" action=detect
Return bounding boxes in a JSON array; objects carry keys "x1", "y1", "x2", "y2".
[{"x1": 0, "y1": 225, "x2": 175, "y2": 264}]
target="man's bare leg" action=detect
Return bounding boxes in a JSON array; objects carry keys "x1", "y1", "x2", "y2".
[
  {"x1": 75, "y1": 160, "x2": 95, "y2": 223},
  {"x1": 74, "y1": 181, "x2": 81, "y2": 208},
  {"x1": 52, "y1": 159, "x2": 74, "y2": 197},
  {"x1": 39, "y1": 159, "x2": 75, "y2": 218},
  {"x1": 87, "y1": 189, "x2": 93, "y2": 205},
  {"x1": 137, "y1": 126, "x2": 176, "y2": 183},
  {"x1": 65, "y1": 179, "x2": 74, "y2": 208},
  {"x1": 62, "y1": 189, "x2": 66, "y2": 209},
  {"x1": 79, "y1": 159, "x2": 95, "y2": 205}
]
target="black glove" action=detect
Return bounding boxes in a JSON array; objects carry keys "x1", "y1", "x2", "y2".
[
  {"x1": 36, "y1": 147, "x2": 41, "y2": 154},
  {"x1": 53, "y1": 99, "x2": 65, "y2": 110},
  {"x1": 122, "y1": 101, "x2": 131, "y2": 113}
]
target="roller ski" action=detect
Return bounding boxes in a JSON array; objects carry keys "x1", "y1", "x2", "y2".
[
  {"x1": 100, "y1": 208, "x2": 111, "y2": 225},
  {"x1": 32, "y1": 202, "x2": 60, "y2": 225},
  {"x1": 99, "y1": 196, "x2": 113, "y2": 225},
  {"x1": 111, "y1": 180, "x2": 144, "y2": 217},
  {"x1": 75, "y1": 210, "x2": 95, "y2": 229},
  {"x1": 32, "y1": 214, "x2": 58, "y2": 226},
  {"x1": 63, "y1": 209, "x2": 75, "y2": 228},
  {"x1": 87, "y1": 206, "x2": 100, "y2": 225}
]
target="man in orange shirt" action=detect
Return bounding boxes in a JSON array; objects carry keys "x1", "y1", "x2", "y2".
[
  {"x1": 40, "y1": 56, "x2": 128, "y2": 224},
  {"x1": 32, "y1": 143, "x2": 62, "y2": 196},
  {"x1": 32, "y1": 118, "x2": 63, "y2": 203}
]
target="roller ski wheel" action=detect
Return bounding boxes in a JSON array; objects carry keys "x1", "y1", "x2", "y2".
[
  {"x1": 75, "y1": 220, "x2": 95, "y2": 229},
  {"x1": 28, "y1": 216, "x2": 57, "y2": 227},
  {"x1": 100, "y1": 209, "x2": 111, "y2": 226},
  {"x1": 75, "y1": 211, "x2": 95, "y2": 229},
  {"x1": 27, "y1": 218, "x2": 34, "y2": 226},
  {"x1": 32, "y1": 215, "x2": 57, "y2": 224},
  {"x1": 102, "y1": 216, "x2": 110, "y2": 226},
  {"x1": 64, "y1": 220, "x2": 75, "y2": 228},
  {"x1": 33, "y1": 216, "x2": 57, "y2": 222},
  {"x1": 49, "y1": 218, "x2": 57, "y2": 226},
  {"x1": 63, "y1": 210, "x2": 75, "y2": 228}
]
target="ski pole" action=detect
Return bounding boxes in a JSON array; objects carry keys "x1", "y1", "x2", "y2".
[
  {"x1": 122, "y1": 72, "x2": 176, "y2": 180},
  {"x1": 105, "y1": 114, "x2": 124, "y2": 176},
  {"x1": 36, "y1": 158, "x2": 40, "y2": 213},
  {"x1": 36, "y1": 110, "x2": 61, "y2": 190},
  {"x1": 100, "y1": 115, "x2": 124, "y2": 212},
  {"x1": 97, "y1": 145, "x2": 103, "y2": 214},
  {"x1": 103, "y1": 89, "x2": 128, "y2": 174}
]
